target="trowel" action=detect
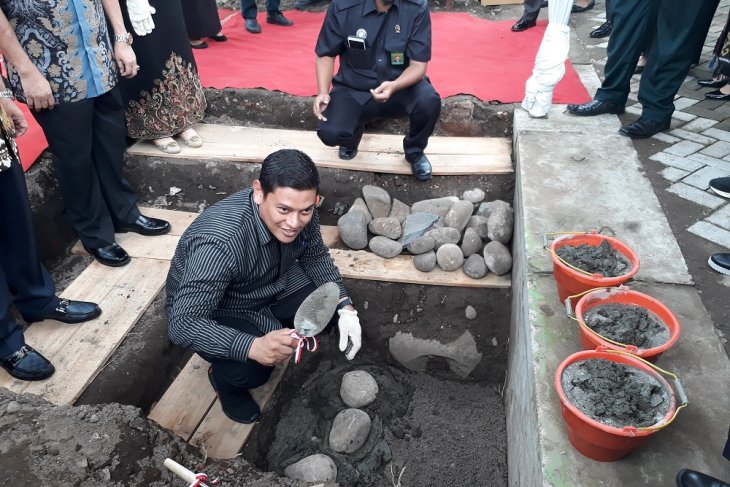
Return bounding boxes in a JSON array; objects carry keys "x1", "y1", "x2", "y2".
[{"x1": 291, "y1": 282, "x2": 340, "y2": 363}]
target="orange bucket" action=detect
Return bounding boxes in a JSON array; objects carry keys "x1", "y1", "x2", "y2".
[
  {"x1": 573, "y1": 287, "x2": 681, "y2": 362},
  {"x1": 555, "y1": 349, "x2": 684, "y2": 462},
  {"x1": 548, "y1": 232, "x2": 640, "y2": 307}
]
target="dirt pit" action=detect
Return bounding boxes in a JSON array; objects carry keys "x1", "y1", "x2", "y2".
[
  {"x1": 556, "y1": 240, "x2": 630, "y2": 277},
  {"x1": 561, "y1": 359, "x2": 671, "y2": 428},
  {"x1": 584, "y1": 303, "x2": 670, "y2": 349}
]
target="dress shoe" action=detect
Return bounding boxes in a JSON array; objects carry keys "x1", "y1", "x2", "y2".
[
  {"x1": 571, "y1": 0, "x2": 594, "y2": 12},
  {"x1": 698, "y1": 78, "x2": 726, "y2": 88},
  {"x1": 116, "y1": 215, "x2": 171, "y2": 236},
  {"x1": 618, "y1": 116, "x2": 671, "y2": 139},
  {"x1": 676, "y1": 469, "x2": 729, "y2": 487},
  {"x1": 244, "y1": 18, "x2": 261, "y2": 33},
  {"x1": 84, "y1": 242, "x2": 131, "y2": 267},
  {"x1": 410, "y1": 155, "x2": 432, "y2": 181},
  {"x1": 190, "y1": 41, "x2": 208, "y2": 49},
  {"x1": 266, "y1": 11, "x2": 293, "y2": 26},
  {"x1": 24, "y1": 299, "x2": 101, "y2": 324},
  {"x1": 208, "y1": 367, "x2": 262, "y2": 424},
  {"x1": 339, "y1": 146, "x2": 358, "y2": 160},
  {"x1": 1, "y1": 345, "x2": 54, "y2": 381},
  {"x1": 210, "y1": 34, "x2": 227, "y2": 42},
  {"x1": 704, "y1": 89, "x2": 730, "y2": 101},
  {"x1": 566, "y1": 99, "x2": 625, "y2": 116},
  {"x1": 589, "y1": 20, "x2": 612, "y2": 38},
  {"x1": 512, "y1": 18, "x2": 536, "y2": 32},
  {"x1": 294, "y1": 0, "x2": 323, "y2": 8}
]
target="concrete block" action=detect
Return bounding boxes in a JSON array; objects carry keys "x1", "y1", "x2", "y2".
[
  {"x1": 667, "y1": 182, "x2": 726, "y2": 209},
  {"x1": 671, "y1": 110, "x2": 697, "y2": 122},
  {"x1": 679, "y1": 117, "x2": 717, "y2": 132},
  {"x1": 652, "y1": 132, "x2": 681, "y2": 144},
  {"x1": 665, "y1": 140, "x2": 704, "y2": 157},
  {"x1": 649, "y1": 152, "x2": 705, "y2": 172},
  {"x1": 707, "y1": 204, "x2": 730, "y2": 230},
  {"x1": 513, "y1": 106, "x2": 622, "y2": 134},
  {"x1": 689, "y1": 153, "x2": 730, "y2": 172},
  {"x1": 682, "y1": 166, "x2": 730, "y2": 190},
  {"x1": 660, "y1": 167, "x2": 690, "y2": 183},
  {"x1": 668, "y1": 128, "x2": 716, "y2": 145},
  {"x1": 700, "y1": 141, "x2": 730, "y2": 158},
  {"x1": 702, "y1": 127, "x2": 730, "y2": 143},
  {"x1": 688, "y1": 221, "x2": 730, "y2": 248},
  {"x1": 672, "y1": 97, "x2": 700, "y2": 111}
]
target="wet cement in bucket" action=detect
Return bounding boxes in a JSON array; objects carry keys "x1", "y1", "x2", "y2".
[
  {"x1": 561, "y1": 359, "x2": 671, "y2": 428},
  {"x1": 584, "y1": 303, "x2": 670, "y2": 349},
  {"x1": 556, "y1": 240, "x2": 631, "y2": 277}
]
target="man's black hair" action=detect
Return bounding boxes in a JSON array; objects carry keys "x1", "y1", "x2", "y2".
[{"x1": 258, "y1": 149, "x2": 320, "y2": 195}]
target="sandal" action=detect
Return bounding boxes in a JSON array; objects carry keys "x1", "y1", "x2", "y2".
[
  {"x1": 179, "y1": 128, "x2": 203, "y2": 148},
  {"x1": 152, "y1": 137, "x2": 182, "y2": 154}
]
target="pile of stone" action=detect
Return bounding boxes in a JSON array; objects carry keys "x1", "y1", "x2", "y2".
[
  {"x1": 284, "y1": 370, "x2": 380, "y2": 483},
  {"x1": 337, "y1": 185, "x2": 514, "y2": 279}
]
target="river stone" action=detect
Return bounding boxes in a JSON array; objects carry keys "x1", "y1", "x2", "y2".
[
  {"x1": 413, "y1": 251, "x2": 437, "y2": 272},
  {"x1": 462, "y1": 188, "x2": 486, "y2": 204},
  {"x1": 476, "y1": 199, "x2": 511, "y2": 219},
  {"x1": 444, "y1": 200, "x2": 474, "y2": 232},
  {"x1": 338, "y1": 211, "x2": 368, "y2": 250},
  {"x1": 369, "y1": 236, "x2": 402, "y2": 258},
  {"x1": 463, "y1": 254, "x2": 488, "y2": 279},
  {"x1": 329, "y1": 408, "x2": 372, "y2": 454},
  {"x1": 284, "y1": 454, "x2": 337, "y2": 482},
  {"x1": 465, "y1": 305, "x2": 477, "y2": 320},
  {"x1": 389, "y1": 198, "x2": 411, "y2": 224},
  {"x1": 406, "y1": 235, "x2": 435, "y2": 255},
  {"x1": 487, "y1": 205, "x2": 514, "y2": 244},
  {"x1": 460, "y1": 228, "x2": 482, "y2": 257},
  {"x1": 411, "y1": 196, "x2": 459, "y2": 217},
  {"x1": 368, "y1": 217, "x2": 402, "y2": 240},
  {"x1": 425, "y1": 227, "x2": 461, "y2": 250},
  {"x1": 340, "y1": 370, "x2": 379, "y2": 408},
  {"x1": 362, "y1": 185, "x2": 391, "y2": 219},
  {"x1": 436, "y1": 243, "x2": 464, "y2": 271},
  {"x1": 348, "y1": 197, "x2": 372, "y2": 223},
  {"x1": 484, "y1": 241, "x2": 512, "y2": 275},
  {"x1": 466, "y1": 215, "x2": 489, "y2": 241},
  {"x1": 400, "y1": 212, "x2": 438, "y2": 245}
]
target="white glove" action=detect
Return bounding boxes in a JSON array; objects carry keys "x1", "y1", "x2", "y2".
[
  {"x1": 337, "y1": 308, "x2": 361, "y2": 360},
  {"x1": 126, "y1": 0, "x2": 156, "y2": 36}
]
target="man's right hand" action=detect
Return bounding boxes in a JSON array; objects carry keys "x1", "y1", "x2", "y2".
[
  {"x1": 248, "y1": 329, "x2": 299, "y2": 366},
  {"x1": 313, "y1": 93, "x2": 330, "y2": 121},
  {"x1": 19, "y1": 68, "x2": 54, "y2": 111}
]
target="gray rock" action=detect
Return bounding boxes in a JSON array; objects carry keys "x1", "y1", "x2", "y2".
[
  {"x1": 389, "y1": 198, "x2": 411, "y2": 224},
  {"x1": 460, "y1": 228, "x2": 483, "y2": 257},
  {"x1": 462, "y1": 188, "x2": 486, "y2": 204},
  {"x1": 340, "y1": 370, "x2": 379, "y2": 408},
  {"x1": 487, "y1": 205, "x2": 514, "y2": 244},
  {"x1": 425, "y1": 227, "x2": 461, "y2": 249},
  {"x1": 284, "y1": 454, "x2": 337, "y2": 482},
  {"x1": 400, "y1": 212, "x2": 438, "y2": 245},
  {"x1": 436, "y1": 244, "x2": 464, "y2": 271},
  {"x1": 88, "y1": 414, "x2": 100, "y2": 423},
  {"x1": 348, "y1": 198, "x2": 372, "y2": 223},
  {"x1": 484, "y1": 241, "x2": 513, "y2": 275},
  {"x1": 411, "y1": 196, "x2": 459, "y2": 217},
  {"x1": 362, "y1": 185, "x2": 391, "y2": 219},
  {"x1": 465, "y1": 305, "x2": 477, "y2": 320},
  {"x1": 368, "y1": 217, "x2": 402, "y2": 240},
  {"x1": 406, "y1": 235, "x2": 435, "y2": 255},
  {"x1": 5, "y1": 401, "x2": 20, "y2": 414},
  {"x1": 413, "y1": 251, "x2": 437, "y2": 272},
  {"x1": 369, "y1": 236, "x2": 403, "y2": 258},
  {"x1": 338, "y1": 211, "x2": 369, "y2": 250},
  {"x1": 466, "y1": 215, "x2": 489, "y2": 241},
  {"x1": 329, "y1": 408, "x2": 372, "y2": 454},
  {"x1": 444, "y1": 200, "x2": 474, "y2": 232},
  {"x1": 476, "y1": 199, "x2": 511, "y2": 219},
  {"x1": 463, "y1": 254, "x2": 488, "y2": 279}
]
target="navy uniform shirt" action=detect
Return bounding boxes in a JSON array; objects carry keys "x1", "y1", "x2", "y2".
[{"x1": 315, "y1": 0, "x2": 432, "y2": 104}]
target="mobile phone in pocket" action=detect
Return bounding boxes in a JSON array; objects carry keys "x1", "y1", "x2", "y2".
[{"x1": 347, "y1": 35, "x2": 366, "y2": 50}]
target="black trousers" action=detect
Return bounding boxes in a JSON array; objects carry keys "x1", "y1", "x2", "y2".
[
  {"x1": 317, "y1": 78, "x2": 441, "y2": 164},
  {"x1": 522, "y1": 0, "x2": 543, "y2": 23},
  {"x1": 595, "y1": 0, "x2": 719, "y2": 122},
  {"x1": 0, "y1": 161, "x2": 58, "y2": 358},
  {"x1": 240, "y1": 0, "x2": 279, "y2": 19},
  {"x1": 32, "y1": 87, "x2": 140, "y2": 249}
]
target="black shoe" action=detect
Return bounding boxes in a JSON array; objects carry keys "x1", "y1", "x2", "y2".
[
  {"x1": 190, "y1": 41, "x2": 208, "y2": 49},
  {"x1": 210, "y1": 34, "x2": 227, "y2": 42},
  {"x1": 676, "y1": 468, "x2": 729, "y2": 487},
  {"x1": 208, "y1": 367, "x2": 262, "y2": 424},
  {"x1": 566, "y1": 99, "x2": 625, "y2": 116},
  {"x1": 23, "y1": 299, "x2": 101, "y2": 324},
  {"x1": 698, "y1": 78, "x2": 726, "y2": 88},
  {"x1": 708, "y1": 253, "x2": 730, "y2": 276},
  {"x1": 339, "y1": 146, "x2": 358, "y2": 160},
  {"x1": 618, "y1": 116, "x2": 671, "y2": 139},
  {"x1": 116, "y1": 215, "x2": 171, "y2": 236},
  {"x1": 410, "y1": 155, "x2": 432, "y2": 181},
  {"x1": 244, "y1": 18, "x2": 261, "y2": 33},
  {"x1": 0, "y1": 345, "x2": 54, "y2": 381},
  {"x1": 512, "y1": 18, "x2": 536, "y2": 32},
  {"x1": 266, "y1": 11, "x2": 293, "y2": 26},
  {"x1": 589, "y1": 20, "x2": 612, "y2": 38},
  {"x1": 83, "y1": 242, "x2": 131, "y2": 267},
  {"x1": 704, "y1": 89, "x2": 730, "y2": 101},
  {"x1": 572, "y1": 0, "x2": 594, "y2": 12},
  {"x1": 709, "y1": 176, "x2": 730, "y2": 198}
]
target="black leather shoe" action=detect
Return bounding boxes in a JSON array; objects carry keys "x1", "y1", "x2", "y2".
[
  {"x1": 567, "y1": 99, "x2": 625, "y2": 116},
  {"x1": 266, "y1": 11, "x2": 293, "y2": 26},
  {"x1": 208, "y1": 367, "x2": 262, "y2": 424},
  {"x1": 244, "y1": 18, "x2": 261, "y2": 33},
  {"x1": 1, "y1": 345, "x2": 54, "y2": 381},
  {"x1": 84, "y1": 242, "x2": 131, "y2": 267},
  {"x1": 116, "y1": 215, "x2": 171, "y2": 236},
  {"x1": 705, "y1": 89, "x2": 730, "y2": 100},
  {"x1": 589, "y1": 20, "x2": 612, "y2": 38},
  {"x1": 676, "y1": 469, "x2": 729, "y2": 487},
  {"x1": 572, "y1": 0, "x2": 594, "y2": 12},
  {"x1": 698, "y1": 78, "x2": 726, "y2": 88},
  {"x1": 410, "y1": 155, "x2": 432, "y2": 181},
  {"x1": 339, "y1": 146, "x2": 358, "y2": 160},
  {"x1": 618, "y1": 116, "x2": 671, "y2": 139},
  {"x1": 512, "y1": 18, "x2": 536, "y2": 32},
  {"x1": 24, "y1": 299, "x2": 101, "y2": 324}
]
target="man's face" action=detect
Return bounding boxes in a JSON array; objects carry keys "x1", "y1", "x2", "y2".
[{"x1": 253, "y1": 180, "x2": 317, "y2": 244}]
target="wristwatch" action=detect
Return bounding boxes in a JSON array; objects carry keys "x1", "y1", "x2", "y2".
[
  {"x1": 336, "y1": 297, "x2": 353, "y2": 310},
  {"x1": 114, "y1": 32, "x2": 133, "y2": 45},
  {"x1": 0, "y1": 90, "x2": 14, "y2": 99}
]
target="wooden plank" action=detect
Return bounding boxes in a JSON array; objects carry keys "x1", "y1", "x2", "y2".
[
  {"x1": 189, "y1": 362, "x2": 289, "y2": 459},
  {"x1": 72, "y1": 233, "x2": 180, "y2": 261},
  {"x1": 148, "y1": 354, "x2": 216, "y2": 441}
]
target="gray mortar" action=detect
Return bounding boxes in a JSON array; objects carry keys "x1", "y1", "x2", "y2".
[
  {"x1": 584, "y1": 303, "x2": 670, "y2": 349},
  {"x1": 556, "y1": 240, "x2": 631, "y2": 277}
]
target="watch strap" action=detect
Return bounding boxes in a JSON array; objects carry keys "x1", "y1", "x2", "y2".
[{"x1": 336, "y1": 297, "x2": 353, "y2": 310}]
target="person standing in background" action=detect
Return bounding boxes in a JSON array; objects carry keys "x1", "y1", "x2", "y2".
[{"x1": 181, "y1": 0, "x2": 228, "y2": 48}]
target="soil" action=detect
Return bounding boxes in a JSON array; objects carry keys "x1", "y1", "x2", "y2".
[
  {"x1": 584, "y1": 303, "x2": 670, "y2": 349},
  {"x1": 561, "y1": 359, "x2": 671, "y2": 429},
  {"x1": 556, "y1": 240, "x2": 631, "y2": 277}
]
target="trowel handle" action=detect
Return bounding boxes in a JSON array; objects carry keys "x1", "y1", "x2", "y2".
[
  {"x1": 673, "y1": 378, "x2": 689, "y2": 407},
  {"x1": 164, "y1": 458, "x2": 198, "y2": 483}
]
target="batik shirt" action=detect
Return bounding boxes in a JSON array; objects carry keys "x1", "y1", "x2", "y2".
[
  {"x1": 0, "y1": 0, "x2": 118, "y2": 104},
  {"x1": 0, "y1": 105, "x2": 19, "y2": 172}
]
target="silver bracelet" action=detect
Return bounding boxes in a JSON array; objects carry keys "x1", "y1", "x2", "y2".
[{"x1": 0, "y1": 90, "x2": 14, "y2": 99}]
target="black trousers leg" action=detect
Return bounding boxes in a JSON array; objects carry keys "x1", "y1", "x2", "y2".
[
  {"x1": 317, "y1": 87, "x2": 366, "y2": 151},
  {"x1": 265, "y1": 0, "x2": 280, "y2": 14},
  {"x1": 522, "y1": 0, "x2": 543, "y2": 23},
  {"x1": 400, "y1": 79, "x2": 441, "y2": 163},
  {"x1": 0, "y1": 265, "x2": 24, "y2": 358},
  {"x1": 241, "y1": 0, "x2": 258, "y2": 19}
]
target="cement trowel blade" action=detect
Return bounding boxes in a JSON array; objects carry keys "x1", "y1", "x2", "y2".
[{"x1": 293, "y1": 282, "x2": 340, "y2": 337}]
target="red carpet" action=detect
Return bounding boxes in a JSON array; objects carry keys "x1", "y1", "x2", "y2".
[{"x1": 194, "y1": 11, "x2": 590, "y2": 104}]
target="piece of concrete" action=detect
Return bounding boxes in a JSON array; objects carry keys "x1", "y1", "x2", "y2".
[
  {"x1": 444, "y1": 200, "x2": 474, "y2": 232},
  {"x1": 328, "y1": 408, "x2": 372, "y2": 454},
  {"x1": 436, "y1": 243, "x2": 464, "y2": 271},
  {"x1": 425, "y1": 227, "x2": 461, "y2": 250},
  {"x1": 463, "y1": 254, "x2": 488, "y2": 279},
  {"x1": 338, "y1": 211, "x2": 369, "y2": 250},
  {"x1": 411, "y1": 196, "x2": 459, "y2": 217},
  {"x1": 284, "y1": 454, "x2": 337, "y2": 482},
  {"x1": 348, "y1": 197, "x2": 373, "y2": 223},
  {"x1": 466, "y1": 215, "x2": 490, "y2": 241},
  {"x1": 388, "y1": 330, "x2": 483, "y2": 378},
  {"x1": 460, "y1": 228, "x2": 483, "y2": 257},
  {"x1": 368, "y1": 217, "x2": 402, "y2": 240},
  {"x1": 487, "y1": 205, "x2": 514, "y2": 244},
  {"x1": 368, "y1": 236, "x2": 402, "y2": 259},
  {"x1": 340, "y1": 370, "x2": 379, "y2": 408},
  {"x1": 413, "y1": 251, "x2": 437, "y2": 272},
  {"x1": 462, "y1": 188, "x2": 486, "y2": 204},
  {"x1": 389, "y1": 198, "x2": 411, "y2": 224},
  {"x1": 400, "y1": 212, "x2": 439, "y2": 245},
  {"x1": 361, "y1": 185, "x2": 391, "y2": 219},
  {"x1": 406, "y1": 235, "x2": 435, "y2": 255}
]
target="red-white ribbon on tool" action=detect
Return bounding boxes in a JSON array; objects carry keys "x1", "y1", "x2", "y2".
[{"x1": 291, "y1": 332, "x2": 318, "y2": 364}]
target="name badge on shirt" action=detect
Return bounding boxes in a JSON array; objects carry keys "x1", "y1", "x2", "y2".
[{"x1": 390, "y1": 51, "x2": 404, "y2": 65}]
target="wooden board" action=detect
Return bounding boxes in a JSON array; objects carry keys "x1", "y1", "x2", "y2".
[{"x1": 127, "y1": 124, "x2": 513, "y2": 176}]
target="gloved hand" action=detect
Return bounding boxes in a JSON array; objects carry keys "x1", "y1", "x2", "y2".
[
  {"x1": 337, "y1": 308, "x2": 361, "y2": 360},
  {"x1": 126, "y1": 0, "x2": 156, "y2": 36}
]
